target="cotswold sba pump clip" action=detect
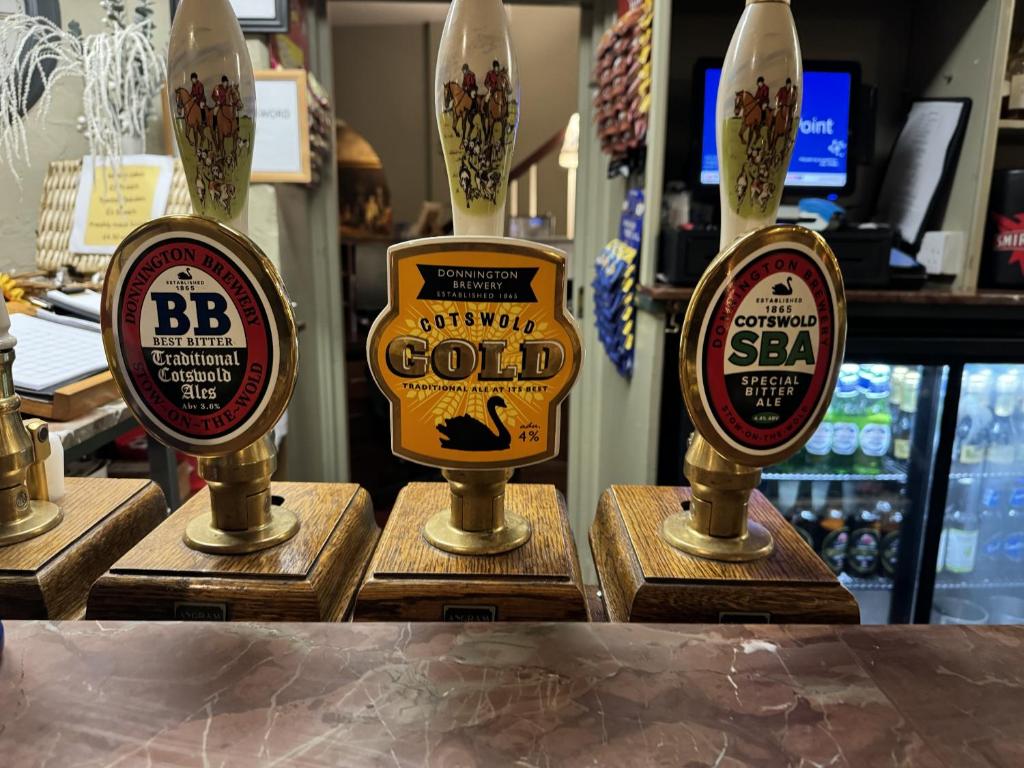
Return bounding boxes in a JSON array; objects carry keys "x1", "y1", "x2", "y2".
[{"x1": 664, "y1": 0, "x2": 848, "y2": 563}]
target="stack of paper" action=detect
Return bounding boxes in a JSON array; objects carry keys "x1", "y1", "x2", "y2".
[
  {"x1": 9, "y1": 313, "x2": 109, "y2": 397},
  {"x1": 45, "y1": 289, "x2": 102, "y2": 321}
]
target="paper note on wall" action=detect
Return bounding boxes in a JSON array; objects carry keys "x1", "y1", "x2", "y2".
[{"x1": 69, "y1": 155, "x2": 175, "y2": 255}]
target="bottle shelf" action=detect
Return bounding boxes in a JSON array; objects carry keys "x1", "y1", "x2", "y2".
[
  {"x1": 948, "y1": 469, "x2": 1021, "y2": 481},
  {"x1": 933, "y1": 577, "x2": 1024, "y2": 591},
  {"x1": 763, "y1": 457, "x2": 908, "y2": 483},
  {"x1": 838, "y1": 573, "x2": 895, "y2": 592}
]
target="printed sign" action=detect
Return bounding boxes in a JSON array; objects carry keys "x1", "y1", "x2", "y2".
[
  {"x1": 69, "y1": 155, "x2": 175, "y2": 255},
  {"x1": 102, "y1": 216, "x2": 296, "y2": 455},
  {"x1": 682, "y1": 226, "x2": 845, "y2": 466},
  {"x1": 251, "y1": 69, "x2": 311, "y2": 183},
  {"x1": 367, "y1": 238, "x2": 581, "y2": 470}
]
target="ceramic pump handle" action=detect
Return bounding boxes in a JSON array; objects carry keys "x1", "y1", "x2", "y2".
[
  {"x1": 167, "y1": 0, "x2": 257, "y2": 234},
  {"x1": 435, "y1": 0, "x2": 520, "y2": 237},
  {"x1": 716, "y1": 0, "x2": 801, "y2": 248},
  {"x1": 0, "y1": 299, "x2": 13, "y2": 352}
]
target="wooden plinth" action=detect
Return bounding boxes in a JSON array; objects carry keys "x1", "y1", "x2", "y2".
[
  {"x1": 354, "y1": 482, "x2": 589, "y2": 621},
  {"x1": 0, "y1": 478, "x2": 166, "y2": 619},
  {"x1": 86, "y1": 482, "x2": 380, "y2": 621},
  {"x1": 591, "y1": 485, "x2": 861, "y2": 623}
]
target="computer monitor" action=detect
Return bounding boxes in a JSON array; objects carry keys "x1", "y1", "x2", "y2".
[{"x1": 695, "y1": 59, "x2": 861, "y2": 196}]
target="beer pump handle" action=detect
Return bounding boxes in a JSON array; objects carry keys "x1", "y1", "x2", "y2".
[
  {"x1": 167, "y1": 0, "x2": 257, "y2": 234},
  {"x1": 716, "y1": 0, "x2": 801, "y2": 248},
  {"x1": 435, "y1": 0, "x2": 519, "y2": 238}
]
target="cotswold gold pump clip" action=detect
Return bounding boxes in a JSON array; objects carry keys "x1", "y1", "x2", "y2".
[
  {"x1": 364, "y1": 0, "x2": 582, "y2": 556},
  {"x1": 664, "y1": 0, "x2": 846, "y2": 562},
  {"x1": 100, "y1": 0, "x2": 299, "y2": 555},
  {"x1": 367, "y1": 238, "x2": 582, "y2": 555}
]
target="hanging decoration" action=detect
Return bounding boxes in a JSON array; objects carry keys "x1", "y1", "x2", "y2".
[
  {"x1": 592, "y1": 0, "x2": 652, "y2": 176},
  {"x1": 593, "y1": 188, "x2": 644, "y2": 378},
  {"x1": 0, "y1": 1, "x2": 165, "y2": 182}
]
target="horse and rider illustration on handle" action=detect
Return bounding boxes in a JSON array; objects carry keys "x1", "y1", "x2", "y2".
[
  {"x1": 722, "y1": 73, "x2": 801, "y2": 221},
  {"x1": 174, "y1": 74, "x2": 245, "y2": 162},
  {"x1": 172, "y1": 73, "x2": 250, "y2": 218},
  {"x1": 440, "y1": 58, "x2": 518, "y2": 213},
  {"x1": 167, "y1": 0, "x2": 257, "y2": 230},
  {"x1": 434, "y1": 0, "x2": 520, "y2": 237}
]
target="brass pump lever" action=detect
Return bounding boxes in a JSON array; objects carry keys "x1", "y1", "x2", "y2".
[{"x1": 0, "y1": 302, "x2": 62, "y2": 546}]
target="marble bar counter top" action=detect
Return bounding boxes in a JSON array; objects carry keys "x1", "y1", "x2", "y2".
[{"x1": 1, "y1": 622, "x2": 1022, "y2": 767}]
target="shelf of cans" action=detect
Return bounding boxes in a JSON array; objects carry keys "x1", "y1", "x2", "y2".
[{"x1": 765, "y1": 363, "x2": 918, "y2": 587}]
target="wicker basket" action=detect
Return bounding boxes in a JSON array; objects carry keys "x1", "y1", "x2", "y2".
[{"x1": 35, "y1": 159, "x2": 192, "y2": 274}]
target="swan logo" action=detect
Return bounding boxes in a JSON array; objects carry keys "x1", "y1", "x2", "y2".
[
  {"x1": 684, "y1": 229, "x2": 845, "y2": 464},
  {"x1": 368, "y1": 239, "x2": 582, "y2": 469}
]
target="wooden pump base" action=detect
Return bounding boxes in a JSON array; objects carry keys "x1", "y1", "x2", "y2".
[
  {"x1": 590, "y1": 485, "x2": 861, "y2": 623},
  {"x1": 86, "y1": 482, "x2": 380, "y2": 621},
  {"x1": 354, "y1": 482, "x2": 589, "y2": 621},
  {"x1": 0, "y1": 478, "x2": 166, "y2": 618}
]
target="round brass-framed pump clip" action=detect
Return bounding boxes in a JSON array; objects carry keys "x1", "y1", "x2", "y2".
[
  {"x1": 101, "y1": 215, "x2": 300, "y2": 555},
  {"x1": 667, "y1": 225, "x2": 847, "y2": 562}
]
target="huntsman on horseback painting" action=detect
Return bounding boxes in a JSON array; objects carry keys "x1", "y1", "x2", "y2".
[
  {"x1": 171, "y1": 71, "x2": 255, "y2": 220},
  {"x1": 439, "y1": 58, "x2": 519, "y2": 213},
  {"x1": 723, "y1": 75, "x2": 799, "y2": 217}
]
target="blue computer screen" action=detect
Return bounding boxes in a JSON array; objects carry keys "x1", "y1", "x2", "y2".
[{"x1": 700, "y1": 68, "x2": 852, "y2": 189}]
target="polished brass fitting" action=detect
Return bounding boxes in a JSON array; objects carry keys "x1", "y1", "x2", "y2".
[
  {"x1": 423, "y1": 468, "x2": 531, "y2": 555},
  {"x1": 184, "y1": 432, "x2": 299, "y2": 554},
  {"x1": 0, "y1": 347, "x2": 62, "y2": 547},
  {"x1": 661, "y1": 433, "x2": 773, "y2": 562}
]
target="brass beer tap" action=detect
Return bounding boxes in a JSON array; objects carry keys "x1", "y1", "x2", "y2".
[{"x1": 0, "y1": 302, "x2": 62, "y2": 546}]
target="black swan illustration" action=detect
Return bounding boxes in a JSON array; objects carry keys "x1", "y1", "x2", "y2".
[
  {"x1": 436, "y1": 395, "x2": 511, "y2": 451},
  {"x1": 178, "y1": 267, "x2": 193, "y2": 280},
  {"x1": 772, "y1": 276, "x2": 793, "y2": 296}
]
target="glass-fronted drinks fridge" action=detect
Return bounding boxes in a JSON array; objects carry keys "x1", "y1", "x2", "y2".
[
  {"x1": 749, "y1": 360, "x2": 1024, "y2": 624},
  {"x1": 929, "y1": 364, "x2": 1024, "y2": 625},
  {"x1": 758, "y1": 363, "x2": 943, "y2": 623}
]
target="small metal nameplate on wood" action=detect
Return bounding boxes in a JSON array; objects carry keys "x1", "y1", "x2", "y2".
[
  {"x1": 174, "y1": 601, "x2": 228, "y2": 621},
  {"x1": 443, "y1": 604, "x2": 497, "y2": 622}
]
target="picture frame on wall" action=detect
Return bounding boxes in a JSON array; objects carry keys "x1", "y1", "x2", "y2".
[
  {"x1": 169, "y1": 0, "x2": 289, "y2": 34},
  {"x1": 251, "y1": 68, "x2": 311, "y2": 183}
]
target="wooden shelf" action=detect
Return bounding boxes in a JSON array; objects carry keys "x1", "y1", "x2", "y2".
[
  {"x1": 639, "y1": 282, "x2": 1024, "y2": 307},
  {"x1": 999, "y1": 118, "x2": 1024, "y2": 131}
]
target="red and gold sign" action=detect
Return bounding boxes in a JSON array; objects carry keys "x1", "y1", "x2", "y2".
[
  {"x1": 101, "y1": 215, "x2": 297, "y2": 456},
  {"x1": 681, "y1": 226, "x2": 846, "y2": 467},
  {"x1": 368, "y1": 238, "x2": 582, "y2": 470}
]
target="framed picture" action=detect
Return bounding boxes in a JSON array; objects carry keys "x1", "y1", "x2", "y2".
[
  {"x1": 169, "y1": 0, "x2": 289, "y2": 34},
  {"x1": 251, "y1": 69, "x2": 311, "y2": 183}
]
